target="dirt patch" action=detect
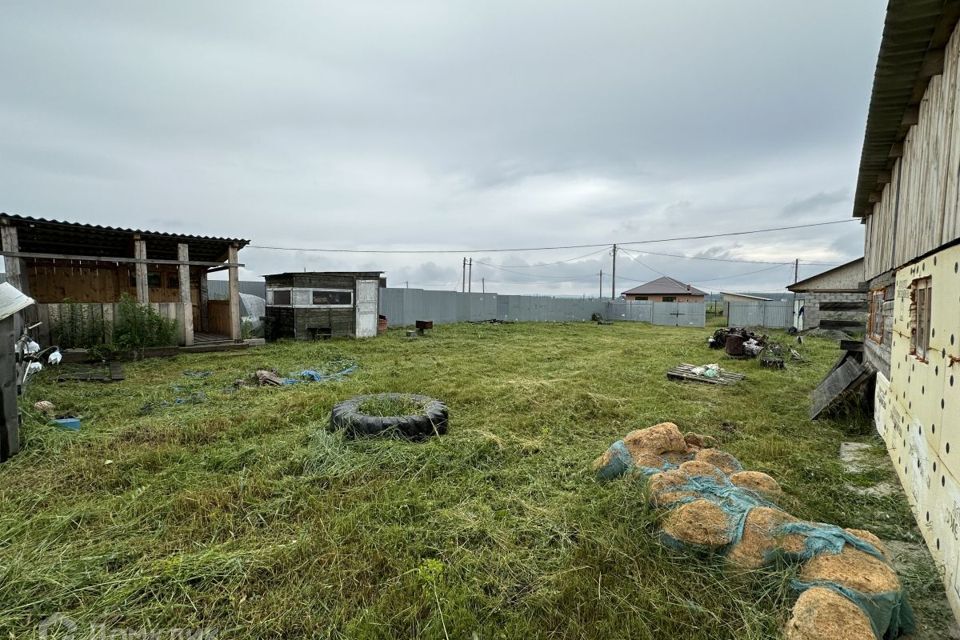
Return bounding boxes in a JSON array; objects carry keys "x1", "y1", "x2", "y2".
[
  {"x1": 799, "y1": 545, "x2": 900, "y2": 594},
  {"x1": 784, "y1": 586, "x2": 875, "y2": 640},
  {"x1": 661, "y1": 499, "x2": 733, "y2": 548},
  {"x1": 839, "y1": 442, "x2": 873, "y2": 475}
]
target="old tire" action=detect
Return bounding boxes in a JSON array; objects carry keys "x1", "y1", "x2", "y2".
[{"x1": 330, "y1": 393, "x2": 448, "y2": 438}]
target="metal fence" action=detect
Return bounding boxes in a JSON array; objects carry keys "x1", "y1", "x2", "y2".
[
  {"x1": 379, "y1": 288, "x2": 706, "y2": 328},
  {"x1": 726, "y1": 301, "x2": 795, "y2": 329}
]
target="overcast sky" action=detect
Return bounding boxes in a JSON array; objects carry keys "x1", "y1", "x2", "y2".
[{"x1": 1, "y1": 1, "x2": 885, "y2": 295}]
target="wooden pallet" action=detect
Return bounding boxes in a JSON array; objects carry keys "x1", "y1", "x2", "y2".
[{"x1": 666, "y1": 363, "x2": 745, "y2": 386}]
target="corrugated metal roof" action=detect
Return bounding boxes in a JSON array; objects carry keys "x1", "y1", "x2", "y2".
[
  {"x1": 853, "y1": 0, "x2": 960, "y2": 218},
  {"x1": 0, "y1": 213, "x2": 249, "y2": 263},
  {"x1": 786, "y1": 257, "x2": 865, "y2": 291},
  {"x1": 621, "y1": 276, "x2": 706, "y2": 297}
]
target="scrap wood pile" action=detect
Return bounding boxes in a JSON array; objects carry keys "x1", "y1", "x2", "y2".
[{"x1": 593, "y1": 422, "x2": 914, "y2": 640}]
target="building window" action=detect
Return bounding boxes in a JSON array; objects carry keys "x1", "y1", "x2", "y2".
[
  {"x1": 662, "y1": 296, "x2": 676, "y2": 302},
  {"x1": 868, "y1": 289, "x2": 884, "y2": 343},
  {"x1": 636, "y1": 296, "x2": 648, "y2": 301},
  {"x1": 911, "y1": 277, "x2": 932, "y2": 358},
  {"x1": 167, "y1": 273, "x2": 179, "y2": 289},
  {"x1": 312, "y1": 290, "x2": 352, "y2": 306},
  {"x1": 272, "y1": 289, "x2": 292, "y2": 305}
]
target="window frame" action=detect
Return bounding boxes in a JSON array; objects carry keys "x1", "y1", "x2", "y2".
[
  {"x1": 270, "y1": 289, "x2": 292, "y2": 306},
  {"x1": 867, "y1": 288, "x2": 884, "y2": 344},
  {"x1": 910, "y1": 277, "x2": 932, "y2": 360},
  {"x1": 311, "y1": 289, "x2": 353, "y2": 307},
  {"x1": 662, "y1": 296, "x2": 677, "y2": 303}
]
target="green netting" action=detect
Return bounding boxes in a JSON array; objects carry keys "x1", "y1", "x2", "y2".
[
  {"x1": 776, "y1": 521, "x2": 884, "y2": 561},
  {"x1": 791, "y1": 579, "x2": 916, "y2": 640}
]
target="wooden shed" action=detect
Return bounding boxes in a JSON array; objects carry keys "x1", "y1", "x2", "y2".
[
  {"x1": 0, "y1": 213, "x2": 248, "y2": 346},
  {"x1": 786, "y1": 258, "x2": 867, "y2": 332},
  {"x1": 264, "y1": 272, "x2": 383, "y2": 340}
]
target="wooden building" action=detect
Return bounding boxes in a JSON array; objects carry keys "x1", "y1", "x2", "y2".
[
  {"x1": 621, "y1": 277, "x2": 705, "y2": 302},
  {"x1": 852, "y1": 0, "x2": 960, "y2": 618},
  {"x1": 264, "y1": 272, "x2": 382, "y2": 340},
  {"x1": 786, "y1": 258, "x2": 866, "y2": 332},
  {"x1": 0, "y1": 213, "x2": 248, "y2": 346}
]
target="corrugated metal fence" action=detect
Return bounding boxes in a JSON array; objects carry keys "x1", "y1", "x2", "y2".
[
  {"x1": 379, "y1": 288, "x2": 705, "y2": 327},
  {"x1": 726, "y1": 301, "x2": 794, "y2": 329}
]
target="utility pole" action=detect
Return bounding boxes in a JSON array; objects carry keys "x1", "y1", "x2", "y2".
[
  {"x1": 598, "y1": 269, "x2": 603, "y2": 299},
  {"x1": 468, "y1": 258, "x2": 473, "y2": 292},
  {"x1": 794, "y1": 258, "x2": 799, "y2": 284},
  {"x1": 462, "y1": 257, "x2": 467, "y2": 292},
  {"x1": 611, "y1": 244, "x2": 618, "y2": 300},
  {"x1": 482, "y1": 278, "x2": 485, "y2": 293}
]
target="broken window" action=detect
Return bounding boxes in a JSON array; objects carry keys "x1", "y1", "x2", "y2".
[
  {"x1": 911, "y1": 277, "x2": 932, "y2": 358},
  {"x1": 312, "y1": 290, "x2": 352, "y2": 306},
  {"x1": 868, "y1": 289, "x2": 884, "y2": 343},
  {"x1": 271, "y1": 289, "x2": 291, "y2": 305}
]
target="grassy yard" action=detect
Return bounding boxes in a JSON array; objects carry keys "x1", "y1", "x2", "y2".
[{"x1": 0, "y1": 322, "x2": 932, "y2": 639}]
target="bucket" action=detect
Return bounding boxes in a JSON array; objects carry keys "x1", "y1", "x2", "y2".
[
  {"x1": 377, "y1": 315, "x2": 388, "y2": 335},
  {"x1": 725, "y1": 333, "x2": 745, "y2": 356}
]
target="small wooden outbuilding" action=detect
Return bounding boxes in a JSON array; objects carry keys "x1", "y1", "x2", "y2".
[
  {"x1": 0, "y1": 213, "x2": 248, "y2": 346},
  {"x1": 786, "y1": 258, "x2": 866, "y2": 332},
  {"x1": 264, "y1": 272, "x2": 383, "y2": 340}
]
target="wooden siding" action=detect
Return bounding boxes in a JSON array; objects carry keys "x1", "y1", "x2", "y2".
[{"x1": 865, "y1": 22, "x2": 960, "y2": 279}]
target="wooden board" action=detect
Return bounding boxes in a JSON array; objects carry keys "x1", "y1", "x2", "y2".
[
  {"x1": 666, "y1": 363, "x2": 745, "y2": 386},
  {"x1": 56, "y1": 363, "x2": 125, "y2": 383},
  {"x1": 809, "y1": 358, "x2": 873, "y2": 420}
]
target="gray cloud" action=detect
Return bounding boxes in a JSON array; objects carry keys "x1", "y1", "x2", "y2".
[{"x1": 1, "y1": 0, "x2": 883, "y2": 295}]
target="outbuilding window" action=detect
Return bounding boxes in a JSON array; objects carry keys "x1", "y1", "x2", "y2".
[
  {"x1": 312, "y1": 290, "x2": 352, "y2": 306},
  {"x1": 662, "y1": 296, "x2": 676, "y2": 302},
  {"x1": 911, "y1": 277, "x2": 932, "y2": 358},
  {"x1": 272, "y1": 289, "x2": 292, "y2": 305}
]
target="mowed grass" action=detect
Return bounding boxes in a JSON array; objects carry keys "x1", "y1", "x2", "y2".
[{"x1": 0, "y1": 322, "x2": 923, "y2": 639}]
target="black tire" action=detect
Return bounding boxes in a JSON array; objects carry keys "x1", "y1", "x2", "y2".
[{"x1": 330, "y1": 393, "x2": 448, "y2": 439}]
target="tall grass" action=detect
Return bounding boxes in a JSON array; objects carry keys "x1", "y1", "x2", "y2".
[{"x1": 0, "y1": 322, "x2": 938, "y2": 638}]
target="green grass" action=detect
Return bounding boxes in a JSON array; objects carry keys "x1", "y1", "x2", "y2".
[
  {"x1": 356, "y1": 394, "x2": 428, "y2": 418},
  {"x1": 0, "y1": 322, "x2": 927, "y2": 638}
]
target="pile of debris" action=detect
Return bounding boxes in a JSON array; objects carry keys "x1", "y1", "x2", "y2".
[
  {"x1": 593, "y1": 422, "x2": 914, "y2": 640},
  {"x1": 709, "y1": 327, "x2": 769, "y2": 357}
]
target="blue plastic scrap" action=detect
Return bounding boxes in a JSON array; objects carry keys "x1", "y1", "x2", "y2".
[{"x1": 282, "y1": 364, "x2": 358, "y2": 385}]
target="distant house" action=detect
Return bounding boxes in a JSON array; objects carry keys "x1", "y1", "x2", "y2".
[
  {"x1": 786, "y1": 258, "x2": 866, "y2": 332},
  {"x1": 621, "y1": 277, "x2": 705, "y2": 302}
]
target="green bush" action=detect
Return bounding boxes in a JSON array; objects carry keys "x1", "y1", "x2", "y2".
[
  {"x1": 52, "y1": 301, "x2": 109, "y2": 349},
  {"x1": 113, "y1": 294, "x2": 179, "y2": 357}
]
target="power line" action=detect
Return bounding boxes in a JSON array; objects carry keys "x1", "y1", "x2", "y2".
[{"x1": 247, "y1": 219, "x2": 856, "y2": 254}]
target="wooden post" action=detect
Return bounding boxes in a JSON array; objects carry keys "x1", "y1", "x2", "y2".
[
  {"x1": 0, "y1": 223, "x2": 27, "y2": 294},
  {"x1": 0, "y1": 315, "x2": 20, "y2": 461},
  {"x1": 134, "y1": 236, "x2": 149, "y2": 304},
  {"x1": 228, "y1": 243, "x2": 241, "y2": 341},
  {"x1": 199, "y1": 269, "x2": 209, "y2": 332},
  {"x1": 177, "y1": 243, "x2": 194, "y2": 346}
]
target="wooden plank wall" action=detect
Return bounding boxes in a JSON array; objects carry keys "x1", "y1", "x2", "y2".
[
  {"x1": 207, "y1": 300, "x2": 232, "y2": 336},
  {"x1": 865, "y1": 22, "x2": 960, "y2": 280}
]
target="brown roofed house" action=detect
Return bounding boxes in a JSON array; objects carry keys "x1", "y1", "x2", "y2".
[{"x1": 621, "y1": 276, "x2": 706, "y2": 302}]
